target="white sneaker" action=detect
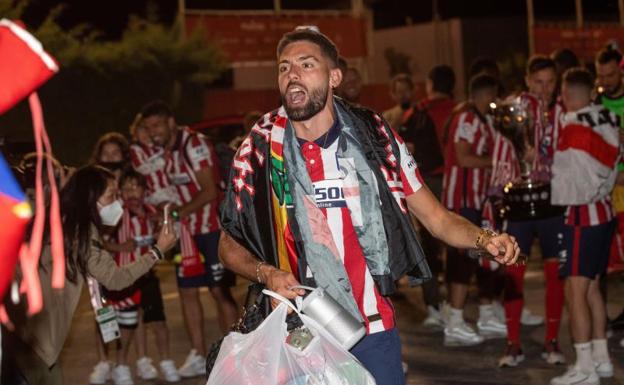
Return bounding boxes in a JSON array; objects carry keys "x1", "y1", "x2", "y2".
[
  {"x1": 178, "y1": 349, "x2": 206, "y2": 378},
  {"x1": 521, "y1": 307, "x2": 544, "y2": 326},
  {"x1": 111, "y1": 365, "x2": 134, "y2": 385},
  {"x1": 136, "y1": 357, "x2": 158, "y2": 380},
  {"x1": 541, "y1": 340, "x2": 566, "y2": 365},
  {"x1": 160, "y1": 359, "x2": 181, "y2": 382},
  {"x1": 422, "y1": 305, "x2": 445, "y2": 328},
  {"x1": 89, "y1": 361, "x2": 112, "y2": 385},
  {"x1": 550, "y1": 365, "x2": 599, "y2": 385},
  {"x1": 477, "y1": 315, "x2": 507, "y2": 339},
  {"x1": 444, "y1": 321, "x2": 484, "y2": 346},
  {"x1": 595, "y1": 361, "x2": 613, "y2": 378},
  {"x1": 499, "y1": 344, "x2": 525, "y2": 368}
]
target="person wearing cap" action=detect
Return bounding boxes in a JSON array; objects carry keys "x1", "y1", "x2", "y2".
[{"x1": 218, "y1": 28, "x2": 520, "y2": 384}]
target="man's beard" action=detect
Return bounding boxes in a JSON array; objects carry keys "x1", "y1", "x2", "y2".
[{"x1": 281, "y1": 83, "x2": 329, "y2": 122}]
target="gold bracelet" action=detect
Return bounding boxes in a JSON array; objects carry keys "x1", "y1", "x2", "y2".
[
  {"x1": 476, "y1": 228, "x2": 498, "y2": 250},
  {"x1": 255, "y1": 261, "x2": 267, "y2": 284}
]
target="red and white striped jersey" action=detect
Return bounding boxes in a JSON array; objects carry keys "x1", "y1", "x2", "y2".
[
  {"x1": 287, "y1": 126, "x2": 423, "y2": 335},
  {"x1": 112, "y1": 205, "x2": 157, "y2": 309},
  {"x1": 552, "y1": 104, "x2": 620, "y2": 226},
  {"x1": 442, "y1": 107, "x2": 494, "y2": 210},
  {"x1": 164, "y1": 127, "x2": 221, "y2": 235},
  {"x1": 130, "y1": 143, "x2": 177, "y2": 206},
  {"x1": 564, "y1": 197, "x2": 616, "y2": 226}
]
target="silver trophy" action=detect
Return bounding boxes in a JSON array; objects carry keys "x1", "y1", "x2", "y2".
[{"x1": 491, "y1": 98, "x2": 561, "y2": 221}]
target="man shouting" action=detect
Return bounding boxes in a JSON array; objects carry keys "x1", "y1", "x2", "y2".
[{"x1": 219, "y1": 28, "x2": 520, "y2": 385}]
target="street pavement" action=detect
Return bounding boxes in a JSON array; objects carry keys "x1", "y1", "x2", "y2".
[{"x1": 60, "y1": 253, "x2": 624, "y2": 385}]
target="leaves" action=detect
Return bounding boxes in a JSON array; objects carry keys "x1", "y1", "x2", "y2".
[{"x1": 0, "y1": 0, "x2": 228, "y2": 165}]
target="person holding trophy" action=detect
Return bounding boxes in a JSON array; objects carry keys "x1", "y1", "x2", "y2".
[{"x1": 487, "y1": 55, "x2": 567, "y2": 367}]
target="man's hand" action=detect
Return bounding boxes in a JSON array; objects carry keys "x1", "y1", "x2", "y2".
[
  {"x1": 261, "y1": 265, "x2": 306, "y2": 312},
  {"x1": 482, "y1": 233, "x2": 521, "y2": 265}
]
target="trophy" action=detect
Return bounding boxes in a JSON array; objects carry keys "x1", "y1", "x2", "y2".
[{"x1": 491, "y1": 97, "x2": 561, "y2": 221}]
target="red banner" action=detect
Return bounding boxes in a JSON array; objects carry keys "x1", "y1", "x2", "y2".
[
  {"x1": 185, "y1": 13, "x2": 368, "y2": 63},
  {"x1": 534, "y1": 25, "x2": 624, "y2": 61}
]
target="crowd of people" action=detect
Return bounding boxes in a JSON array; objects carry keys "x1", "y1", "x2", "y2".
[
  {"x1": 1, "y1": 26, "x2": 622, "y2": 385},
  {"x1": 378, "y1": 46, "x2": 623, "y2": 385}
]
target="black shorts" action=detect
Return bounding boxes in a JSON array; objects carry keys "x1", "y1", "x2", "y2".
[
  {"x1": 175, "y1": 231, "x2": 236, "y2": 288},
  {"x1": 502, "y1": 216, "x2": 566, "y2": 259},
  {"x1": 559, "y1": 221, "x2": 616, "y2": 279},
  {"x1": 140, "y1": 272, "x2": 166, "y2": 323}
]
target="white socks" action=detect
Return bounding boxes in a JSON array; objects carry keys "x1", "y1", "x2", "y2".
[
  {"x1": 591, "y1": 339, "x2": 610, "y2": 364},
  {"x1": 448, "y1": 307, "x2": 463, "y2": 326},
  {"x1": 574, "y1": 342, "x2": 594, "y2": 373}
]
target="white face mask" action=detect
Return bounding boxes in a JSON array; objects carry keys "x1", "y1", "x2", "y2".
[{"x1": 98, "y1": 199, "x2": 124, "y2": 227}]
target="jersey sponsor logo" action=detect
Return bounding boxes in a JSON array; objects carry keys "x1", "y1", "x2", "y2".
[
  {"x1": 313, "y1": 179, "x2": 346, "y2": 208},
  {"x1": 170, "y1": 172, "x2": 192, "y2": 185}
]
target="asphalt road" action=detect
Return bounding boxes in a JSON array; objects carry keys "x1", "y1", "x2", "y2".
[{"x1": 60, "y1": 252, "x2": 624, "y2": 385}]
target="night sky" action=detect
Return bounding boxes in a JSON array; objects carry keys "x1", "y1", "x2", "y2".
[{"x1": 15, "y1": 0, "x2": 623, "y2": 38}]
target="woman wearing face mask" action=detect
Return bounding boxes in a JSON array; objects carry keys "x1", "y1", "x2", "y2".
[
  {"x1": 1, "y1": 166, "x2": 177, "y2": 385},
  {"x1": 91, "y1": 132, "x2": 130, "y2": 180}
]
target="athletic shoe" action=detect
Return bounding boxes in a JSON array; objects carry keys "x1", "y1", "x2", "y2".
[
  {"x1": 477, "y1": 314, "x2": 507, "y2": 339},
  {"x1": 160, "y1": 360, "x2": 181, "y2": 382},
  {"x1": 498, "y1": 343, "x2": 525, "y2": 368},
  {"x1": 521, "y1": 307, "x2": 544, "y2": 326},
  {"x1": 422, "y1": 305, "x2": 445, "y2": 328},
  {"x1": 444, "y1": 321, "x2": 484, "y2": 346},
  {"x1": 542, "y1": 339, "x2": 566, "y2": 365},
  {"x1": 550, "y1": 365, "x2": 599, "y2": 385},
  {"x1": 595, "y1": 361, "x2": 613, "y2": 378},
  {"x1": 89, "y1": 361, "x2": 112, "y2": 385},
  {"x1": 136, "y1": 357, "x2": 158, "y2": 380},
  {"x1": 111, "y1": 365, "x2": 134, "y2": 385},
  {"x1": 178, "y1": 349, "x2": 206, "y2": 378}
]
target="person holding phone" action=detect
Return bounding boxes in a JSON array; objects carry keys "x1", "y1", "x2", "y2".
[{"x1": 1, "y1": 165, "x2": 177, "y2": 385}]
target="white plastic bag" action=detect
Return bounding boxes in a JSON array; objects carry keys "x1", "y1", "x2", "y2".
[{"x1": 206, "y1": 290, "x2": 376, "y2": 385}]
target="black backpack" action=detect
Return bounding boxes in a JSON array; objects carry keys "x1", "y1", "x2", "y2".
[{"x1": 398, "y1": 105, "x2": 444, "y2": 174}]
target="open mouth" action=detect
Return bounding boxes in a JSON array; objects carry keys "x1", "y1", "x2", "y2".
[{"x1": 286, "y1": 84, "x2": 307, "y2": 106}]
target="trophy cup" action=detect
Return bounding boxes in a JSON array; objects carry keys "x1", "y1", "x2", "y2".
[{"x1": 491, "y1": 97, "x2": 561, "y2": 221}]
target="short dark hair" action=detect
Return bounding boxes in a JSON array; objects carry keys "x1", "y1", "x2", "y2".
[
  {"x1": 469, "y1": 56, "x2": 499, "y2": 78},
  {"x1": 596, "y1": 47, "x2": 623, "y2": 65},
  {"x1": 91, "y1": 132, "x2": 129, "y2": 164},
  {"x1": 277, "y1": 29, "x2": 339, "y2": 68},
  {"x1": 390, "y1": 73, "x2": 414, "y2": 92},
  {"x1": 119, "y1": 168, "x2": 147, "y2": 190},
  {"x1": 469, "y1": 73, "x2": 499, "y2": 95},
  {"x1": 527, "y1": 55, "x2": 556, "y2": 75},
  {"x1": 562, "y1": 67, "x2": 594, "y2": 89},
  {"x1": 140, "y1": 100, "x2": 174, "y2": 120},
  {"x1": 551, "y1": 48, "x2": 580, "y2": 71},
  {"x1": 428, "y1": 65, "x2": 456, "y2": 96}
]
